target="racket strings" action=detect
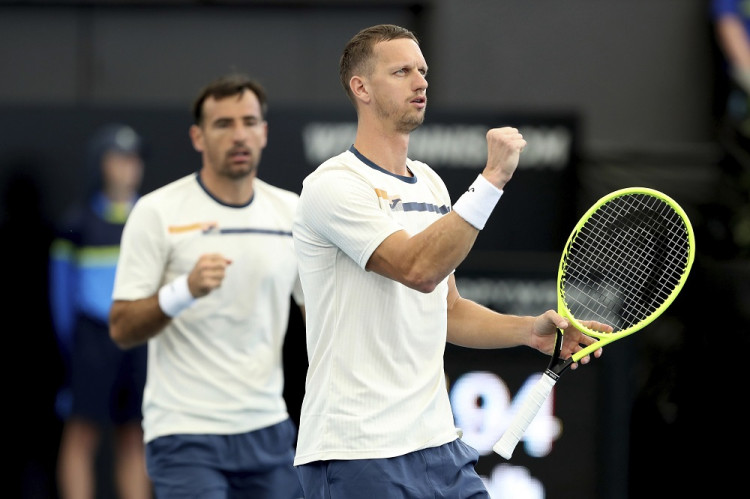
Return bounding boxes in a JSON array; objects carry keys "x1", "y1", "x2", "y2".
[{"x1": 561, "y1": 193, "x2": 691, "y2": 332}]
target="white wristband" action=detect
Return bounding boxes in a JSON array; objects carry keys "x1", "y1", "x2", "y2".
[
  {"x1": 452, "y1": 174, "x2": 503, "y2": 230},
  {"x1": 158, "y1": 274, "x2": 195, "y2": 318}
]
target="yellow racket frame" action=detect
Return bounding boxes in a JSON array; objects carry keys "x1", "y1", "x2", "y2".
[{"x1": 561, "y1": 187, "x2": 696, "y2": 363}]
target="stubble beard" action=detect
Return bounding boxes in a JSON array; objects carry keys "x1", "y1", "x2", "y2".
[
  {"x1": 217, "y1": 147, "x2": 259, "y2": 181},
  {"x1": 376, "y1": 97, "x2": 425, "y2": 134},
  {"x1": 211, "y1": 155, "x2": 255, "y2": 181},
  {"x1": 396, "y1": 113, "x2": 424, "y2": 134},
  {"x1": 223, "y1": 161, "x2": 256, "y2": 180}
]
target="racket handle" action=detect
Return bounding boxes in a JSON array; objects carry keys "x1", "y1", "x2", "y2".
[{"x1": 493, "y1": 371, "x2": 558, "y2": 459}]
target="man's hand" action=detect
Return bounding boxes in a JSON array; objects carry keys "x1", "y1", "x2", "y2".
[
  {"x1": 482, "y1": 127, "x2": 526, "y2": 190},
  {"x1": 530, "y1": 309, "x2": 612, "y2": 369},
  {"x1": 187, "y1": 253, "x2": 232, "y2": 297}
]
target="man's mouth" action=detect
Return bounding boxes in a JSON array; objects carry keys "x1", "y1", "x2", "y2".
[
  {"x1": 411, "y1": 96, "x2": 426, "y2": 108},
  {"x1": 229, "y1": 149, "x2": 250, "y2": 161}
]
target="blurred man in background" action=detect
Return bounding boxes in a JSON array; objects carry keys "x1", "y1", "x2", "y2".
[{"x1": 109, "y1": 74, "x2": 304, "y2": 498}]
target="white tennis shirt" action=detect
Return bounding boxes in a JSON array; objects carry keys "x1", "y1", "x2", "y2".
[
  {"x1": 293, "y1": 148, "x2": 460, "y2": 465},
  {"x1": 112, "y1": 173, "x2": 303, "y2": 443}
]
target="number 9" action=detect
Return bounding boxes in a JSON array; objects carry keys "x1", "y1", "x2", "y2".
[{"x1": 449, "y1": 371, "x2": 510, "y2": 454}]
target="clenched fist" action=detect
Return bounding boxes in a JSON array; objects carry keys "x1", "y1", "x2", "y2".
[
  {"x1": 187, "y1": 253, "x2": 233, "y2": 298},
  {"x1": 482, "y1": 127, "x2": 526, "y2": 190}
]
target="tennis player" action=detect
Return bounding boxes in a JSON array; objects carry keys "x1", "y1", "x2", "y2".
[
  {"x1": 109, "y1": 74, "x2": 304, "y2": 498},
  {"x1": 292, "y1": 24, "x2": 610, "y2": 498}
]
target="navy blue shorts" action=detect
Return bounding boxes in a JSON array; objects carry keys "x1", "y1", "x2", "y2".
[
  {"x1": 146, "y1": 419, "x2": 303, "y2": 499},
  {"x1": 297, "y1": 438, "x2": 490, "y2": 499},
  {"x1": 68, "y1": 315, "x2": 147, "y2": 424}
]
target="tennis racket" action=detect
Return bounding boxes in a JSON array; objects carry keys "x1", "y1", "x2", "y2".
[{"x1": 493, "y1": 187, "x2": 695, "y2": 459}]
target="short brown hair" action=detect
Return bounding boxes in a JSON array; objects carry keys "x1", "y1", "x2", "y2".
[
  {"x1": 339, "y1": 24, "x2": 419, "y2": 107},
  {"x1": 191, "y1": 73, "x2": 268, "y2": 125}
]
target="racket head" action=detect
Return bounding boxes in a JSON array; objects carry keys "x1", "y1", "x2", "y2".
[{"x1": 557, "y1": 187, "x2": 695, "y2": 356}]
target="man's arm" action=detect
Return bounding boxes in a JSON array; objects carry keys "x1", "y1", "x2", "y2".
[
  {"x1": 445, "y1": 274, "x2": 533, "y2": 349},
  {"x1": 716, "y1": 14, "x2": 750, "y2": 93},
  {"x1": 110, "y1": 253, "x2": 231, "y2": 349},
  {"x1": 365, "y1": 211, "x2": 479, "y2": 293},
  {"x1": 110, "y1": 296, "x2": 171, "y2": 349},
  {"x1": 445, "y1": 275, "x2": 608, "y2": 367},
  {"x1": 366, "y1": 127, "x2": 525, "y2": 292},
  {"x1": 716, "y1": 15, "x2": 750, "y2": 69}
]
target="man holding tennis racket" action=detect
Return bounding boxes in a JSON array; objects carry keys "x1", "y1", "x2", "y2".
[{"x1": 292, "y1": 23, "x2": 611, "y2": 498}]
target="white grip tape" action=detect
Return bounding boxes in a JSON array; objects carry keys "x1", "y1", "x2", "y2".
[
  {"x1": 158, "y1": 274, "x2": 195, "y2": 318},
  {"x1": 493, "y1": 372, "x2": 558, "y2": 459},
  {"x1": 452, "y1": 174, "x2": 503, "y2": 230}
]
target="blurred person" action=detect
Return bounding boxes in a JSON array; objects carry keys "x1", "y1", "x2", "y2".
[
  {"x1": 712, "y1": 0, "x2": 750, "y2": 137},
  {"x1": 292, "y1": 24, "x2": 611, "y2": 498},
  {"x1": 709, "y1": 0, "x2": 750, "y2": 257},
  {"x1": 109, "y1": 74, "x2": 304, "y2": 499},
  {"x1": 50, "y1": 123, "x2": 151, "y2": 499}
]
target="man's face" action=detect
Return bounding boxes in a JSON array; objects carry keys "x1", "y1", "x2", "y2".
[
  {"x1": 191, "y1": 89, "x2": 268, "y2": 180},
  {"x1": 368, "y1": 38, "x2": 428, "y2": 134}
]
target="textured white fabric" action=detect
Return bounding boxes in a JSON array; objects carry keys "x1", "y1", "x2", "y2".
[
  {"x1": 293, "y1": 149, "x2": 460, "y2": 465},
  {"x1": 112, "y1": 173, "x2": 303, "y2": 443}
]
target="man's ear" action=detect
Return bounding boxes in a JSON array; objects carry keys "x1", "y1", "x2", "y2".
[
  {"x1": 189, "y1": 124, "x2": 203, "y2": 153},
  {"x1": 350, "y1": 75, "x2": 370, "y2": 104}
]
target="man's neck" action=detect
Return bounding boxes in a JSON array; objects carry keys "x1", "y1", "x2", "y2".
[
  {"x1": 353, "y1": 126, "x2": 411, "y2": 176},
  {"x1": 199, "y1": 169, "x2": 256, "y2": 205}
]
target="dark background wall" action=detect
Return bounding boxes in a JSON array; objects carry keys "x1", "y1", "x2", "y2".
[
  {"x1": 0, "y1": 0, "x2": 723, "y2": 231},
  {"x1": 2, "y1": 1, "x2": 744, "y2": 498}
]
